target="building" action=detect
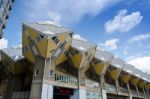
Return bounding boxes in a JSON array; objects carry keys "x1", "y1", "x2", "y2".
[
  {"x1": 0, "y1": 0, "x2": 14, "y2": 39},
  {"x1": 0, "y1": 22, "x2": 150, "y2": 99}
]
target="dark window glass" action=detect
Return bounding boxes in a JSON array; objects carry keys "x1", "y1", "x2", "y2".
[{"x1": 52, "y1": 36, "x2": 59, "y2": 44}]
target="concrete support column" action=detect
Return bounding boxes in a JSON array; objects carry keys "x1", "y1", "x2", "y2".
[
  {"x1": 135, "y1": 86, "x2": 139, "y2": 97},
  {"x1": 78, "y1": 89, "x2": 86, "y2": 99},
  {"x1": 127, "y1": 83, "x2": 132, "y2": 99},
  {"x1": 29, "y1": 81, "x2": 43, "y2": 99},
  {"x1": 41, "y1": 83, "x2": 53, "y2": 99},
  {"x1": 146, "y1": 89, "x2": 150, "y2": 99},
  {"x1": 78, "y1": 68, "x2": 86, "y2": 99},
  {"x1": 4, "y1": 76, "x2": 23, "y2": 99},
  {"x1": 29, "y1": 56, "x2": 53, "y2": 99},
  {"x1": 100, "y1": 75, "x2": 107, "y2": 99},
  {"x1": 143, "y1": 88, "x2": 147, "y2": 99},
  {"x1": 115, "y1": 79, "x2": 120, "y2": 94}
]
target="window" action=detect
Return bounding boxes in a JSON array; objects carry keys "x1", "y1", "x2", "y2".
[
  {"x1": 34, "y1": 69, "x2": 39, "y2": 76},
  {"x1": 49, "y1": 70, "x2": 53, "y2": 78},
  {"x1": 70, "y1": 50, "x2": 79, "y2": 56},
  {"x1": 23, "y1": 46, "x2": 28, "y2": 53},
  {"x1": 52, "y1": 36, "x2": 59, "y2": 44},
  {"x1": 36, "y1": 34, "x2": 44, "y2": 42},
  {"x1": 60, "y1": 41, "x2": 67, "y2": 49},
  {"x1": 28, "y1": 37, "x2": 35, "y2": 46}
]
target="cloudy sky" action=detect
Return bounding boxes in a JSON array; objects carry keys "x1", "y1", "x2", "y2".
[{"x1": 0, "y1": 0, "x2": 150, "y2": 73}]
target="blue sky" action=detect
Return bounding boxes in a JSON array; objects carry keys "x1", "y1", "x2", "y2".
[{"x1": 0, "y1": 0, "x2": 150, "y2": 73}]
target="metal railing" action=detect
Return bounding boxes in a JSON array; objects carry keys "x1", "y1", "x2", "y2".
[
  {"x1": 54, "y1": 72, "x2": 78, "y2": 88},
  {"x1": 130, "y1": 90, "x2": 137, "y2": 96},
  {"x1": 85, "y1": 79, "x2": 100, "y2": 92},
  {"x1": 120, "y1": 87, "x2": 128, "y2": 94},
  {"x1": 105, "y1": 83, "x2": 117, "y2": 93},
  {"x1": 11, "y1": 91, "x2": 30, "y2": 99},
  {"x1": 139, "y1": 92, "x2": 144, "y2": 97},
  {"x1": 86, "y1": 90, "x2": 102, "y2": 99}
]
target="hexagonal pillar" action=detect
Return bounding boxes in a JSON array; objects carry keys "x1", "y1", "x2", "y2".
[
  {"x1": 29, "y1": 56, "x2": 54, "y2": 99},
  {"x1": 135, "y1": 86, "x2": 139, "y2": 97},
  {"x1": 145, "y1": 88, "x2": 150, "y2": 99},
  {"x1": 107, "y1": 58, "x2": 125, "y2": 95},
  {"x1": 127, "y1": 83, "x2": 132, "y2": 99},
  {"x1": 68, "y1": 39, "x2": 96, "y2": 99},
  {"x1": 22, "y1": 22, "x2": 73, "y2": 99},
  {"x1": 143, "y1": 88, "x2": 148, "y2": 99},
  {"x1": 100, "y1": 75, "x2": 107, "y2": 99},
  {"x1": 91, "y1": 50, "x2": 113, "y2": 99}
]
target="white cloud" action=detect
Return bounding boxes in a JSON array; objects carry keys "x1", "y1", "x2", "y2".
[
  {"x1": 128, "y1": 33, "x2": 150, "y2": 43},
  {"x1": 23, "y1": 0, "x2": 121, "y2": 24},
  {"x1": 0, "y1": 38, "x2": 8, "y2": 49},
  {"x1": 127, "y1": 56, "x2": 150, "y2": 74},
  {"x1": 99, "y1": 39, "x2": 119, "y2": 50},
  {"x1": 73, "y1": 34, "x2": 87, "y2": 41},
  {"x1": 105, "y1": 9, "x2": 143, "y2": 33}
]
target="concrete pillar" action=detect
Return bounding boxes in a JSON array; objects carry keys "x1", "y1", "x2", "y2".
[
  {"x1": 127, "y1": 83, "x2": 132, "y2": 99},
  {"x1": 78, "y1": 89, "x2": 86, "y2": 99},
  {"x1": 41, "y1": 84, "x2": 53, "y2": 99},
  {"x1": 4, "y1": 76, "x2": 23, "y2": 99},
  {"x1": 100, "y1": 75, "x2": 107, "y2": 99},
  {"x1": 135, "y1": 86, "x2": 139, "y2": 97},
  {"x1": 29, "y1": 56, "x2": 54, "y2": 99},
  {"x1": 143, "y1": 88, "x2": 147, "y2": 99},
  {"x1": 78, "y1": 68, "x2": 86, "y2": 99},
  {"x1": 29, "y1": 82, "x2": 43, "y2": 99},
  {"x1": 146, "y1": 89, "x2": 150, "y2": 99},
  {"x1": 115, "y1": 79, "x2": 120, "y2": 94}
]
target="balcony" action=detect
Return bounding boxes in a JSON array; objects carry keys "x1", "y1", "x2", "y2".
[
  {"x1": 85, "y1": 79, "x2": 100, "y2": 92},
  {"x1": 139, "y1": 92, "x2": 145, "y2": 98},
  {"x1": 130, "y1": 90, "x2": 138, "y2": 97},
  {"x1": 119, "y1": 87, "x2": 129, "y2": 96},
  {"x1": 105, "y1": 83, "x2": 117, "y2": 94},
  {"x1": 86, "y1": 90, "x2": 102, "y2": 99}
]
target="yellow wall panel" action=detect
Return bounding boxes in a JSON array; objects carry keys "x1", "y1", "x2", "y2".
[
  {"x1": 122, "y1": 74, "x2": 131, "y2": 84},
  {"x1": 138, "y1": 81, "x2": 146, "y2": 88},
  {"x1": 46, "y1": 39, "x2": 57, "y2": 58},
  {"x1": 110, "y1": 69, "x2": 120, "y2": 80},
  {"x1": 70, "y1": 54, "x2": 82, "y2": 69},
  {"x1": 55, "y1": 54, "x2": 67, "y2": 65},
  {"x1": 94, "y1": 63, "x2": 104, "y2": 75},
  {"x1": 130, "y1": 78, "x2": 140, "y2": 86},
  {"x1": 37, "y1": 39, "x2": 48, "y2": 58},
  {"x1": 22, "y1": 32, "x2": 29, "y2": 47},
  {"x1": 25, "y1": 50, "x2": 35, "y2": 63},
  {"x1": 145, "y1": 84, "x2": 150, "y2": 89},
  {"x1": 28, "y1": 28, "x2": 38, "y2": 39}
]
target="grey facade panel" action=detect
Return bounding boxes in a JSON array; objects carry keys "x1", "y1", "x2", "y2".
[
  {"x1": 71, "y1": 39, "x2": 96, "y2": 51},
  {"x1": 111, "y1": 57, "x2": 125, "y2": 69},
  {"x1": 123, "y1": 63, "x2": 150, "y2": 82},
  {"x1": 24, "y1": 22, "x2": 73, "y2": 36},
  {"x1": 1, "y1": 46, "x2": 24, "y2": 61},
  {"x1": 94, "y1": 50, "x2": 113, "y2": 62}
]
